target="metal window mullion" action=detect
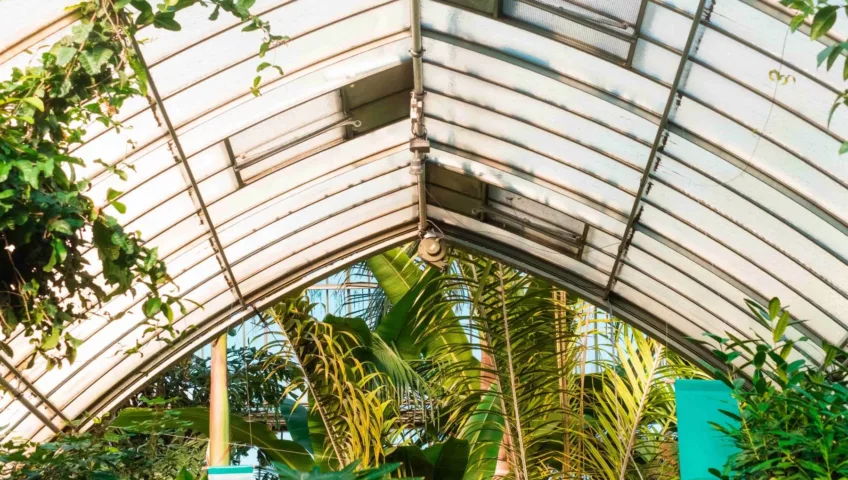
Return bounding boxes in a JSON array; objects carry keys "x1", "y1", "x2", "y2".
[
  {"x1": 626, "y1": 0, "x2": 651, "y2": 66},
  {"x1": 128, "y1": 32, "x2": 245, "y2": 307},
  {"x1": 516, "y1": 0, "x2": 635, "y2": 42},
  {"x1": 604, "y1": 0, "x2": 708, "y2": 297}
]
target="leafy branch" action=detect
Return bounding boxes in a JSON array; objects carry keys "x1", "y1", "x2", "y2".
[{"x1": 0, "y1": 0, "x2": 283, "y2": 367}]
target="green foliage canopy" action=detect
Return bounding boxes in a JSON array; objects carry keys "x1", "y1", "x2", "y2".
[{"x1": 0, "y1": 0, "x2": 284, "y2": 367}]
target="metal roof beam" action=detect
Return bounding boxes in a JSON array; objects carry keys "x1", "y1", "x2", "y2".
[
  {"x1": 127, "y1": 29, "x2": 245, "y2": 308},
  {"x1": 0, "y1": 356, "x2": 72, "y2": 427},
  {"x1": 0, "y1": 375, "x2": 61, "y2": 435},
  {"x1": 604, "y1": 0, "x2": 708, "y2": 298}
]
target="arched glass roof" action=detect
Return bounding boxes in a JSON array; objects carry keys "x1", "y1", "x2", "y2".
[{"x1": 2, "y1": 0, "x2": 847, "y2": 443}]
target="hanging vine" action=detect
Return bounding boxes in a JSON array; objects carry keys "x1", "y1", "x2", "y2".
[
  {"x1": 0, "y1": 0, "x2": 284, "y2": 367},
  {"x1": 780, "y1": 0, "x2": 848, "y2": 153}
]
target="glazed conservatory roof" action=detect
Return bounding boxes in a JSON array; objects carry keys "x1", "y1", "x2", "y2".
[{"x1": 2, "y1": 0, "x2": 848, "y2": 442}]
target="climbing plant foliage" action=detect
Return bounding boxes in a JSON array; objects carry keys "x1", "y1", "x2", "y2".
[
  {"x1": 0, "y1": 0, "x2": 284, "y2": 368},
  {"x1": 781, "y1": 0, "x2": 848, "y2": 153}
]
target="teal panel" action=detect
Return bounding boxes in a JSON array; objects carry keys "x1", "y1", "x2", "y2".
[{"x1": 676, "y1": 380, "x2": 739, "y2": 480}]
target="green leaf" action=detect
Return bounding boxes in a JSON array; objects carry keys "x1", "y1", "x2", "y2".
[
  {"x1": 789, "y1": 13, "x2": 806, "y2": 31},
  {"x1": 0, "y1": 162, "x2": 12, "y2": 182},
  {"x1": 13, "y1": 160, "x2": 40, "y2": 188},
  {"x1": 51, "y1": 46, "x2": 77, "y2": 67},
  {"x1": 767, "y1": 297, "x2": 780, "y2": 320},
  {"x1": 280, "y1": 398, "x2": 312, "y2": 454},
  {"x1": 142, "y1": 297, "x2": 162, "y2": 318},
  {"x1": 458, "y1": 390, "x2": 503, "y2": 480},
  {"x1": 22, "y1": 97, "x2": 44, "y2": 112},
  {"x1": 386, "y1": 445, "x2": 434, "y2": 479},
  {"x1": 71, "y1": 22, "x2": 94, "y2": 43},
  {"x1": 106, "y1": 188, "x2": 123, "y2": 202},
  {"x1": 111, "y1": 200, "x2": 127, "y2": 214},
  {"x1": 48, "y1": 219, "x2": 73, "y2": 235},
  {"x1": 811, "y1": 6, "x2": 838, "y2": 40},
  {"x1": 153, "y1": 12, "x2": 181, "y2": 31},
  {"x1": 41, "y1": 328, "x2": 61, "y2": 350},
  {"x1": 367, "y1": 248, "x2": 422, "y2": 304},
  {"x1": 79, "y1": 47, "x2": 114, "y2": 76},
  {"x1": 773, "y1": 310, "x2": 790, "y2": 342},
  {"x1": 208, "y1": 5, "x2": 220, "y2": 20},
  {"x1": 840, "y1": 141, "x2": 848, "y2": 155},
  {"x1": 174, "y1": 467, "x2": 194, "y2": 480}
]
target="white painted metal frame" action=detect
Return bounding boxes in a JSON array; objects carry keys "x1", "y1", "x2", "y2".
[{"x1": 1, "y1": 0, "x2": 847, "y2": 441}]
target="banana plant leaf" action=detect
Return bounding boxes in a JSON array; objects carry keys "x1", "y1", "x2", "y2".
[
  {"x1": 368, "y1": 249, "x2": 476, "y2": 366},
  {"x1": 423, "y1": 437, "x2": 470, "y2": 480},
  {"x1": 458, "y1": 390, "x2": 504, "y2": 480},
  {"x1": 111, "y1": 407, "x2": 314, "y2": 471},
  {"x1": 366, "y1": 248, "x2": 423, "y2": 305},
  {"x1": 272, "y1": 460, "x2": 401, "y2": 480},
  {"x1": 280, "y1": 397, "x2": 312, "y2": 454},
  {"x1": 386, "y1": 438, "x2": 468, "y2": 480},
  {"x1": 278, "y1": 396, "x2": 335, "y2": 472}
]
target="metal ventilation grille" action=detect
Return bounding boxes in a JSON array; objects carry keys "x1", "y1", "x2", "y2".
[
  {"x1": 503, "y1": 0, "x2": 633, "y2": 59},
  {"x1": 534, "y1": 0, "x2": 641, "y2": 25}
]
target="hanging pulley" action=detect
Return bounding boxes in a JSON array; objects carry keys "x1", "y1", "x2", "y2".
[{"x1": 418, "y1": 229, "x2": 448, "y2": 270}]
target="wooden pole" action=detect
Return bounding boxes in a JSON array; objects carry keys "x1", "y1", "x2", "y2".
[{"x1": 209, "y1": 333, "x2": 230, "y2": 466}]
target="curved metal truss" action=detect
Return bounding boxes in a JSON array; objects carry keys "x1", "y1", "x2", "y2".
[{"x1": 2, "y1": 0, "x2": 848, "y2": 442}]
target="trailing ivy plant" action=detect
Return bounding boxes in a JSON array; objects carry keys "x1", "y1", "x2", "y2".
[
  {"x1": 779, "y1": 0, "x2": 848, "y2": 153},
  {"x1": 701, "y1": 298, "x2": 848, "y2": 479},
  {"x1": 0, "y1": 0, "x2": 284, "y2": 367}
]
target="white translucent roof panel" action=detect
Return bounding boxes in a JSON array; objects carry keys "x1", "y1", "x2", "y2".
[{"x1": 2, "y1": 0, "x2": 848, "y2": 441}]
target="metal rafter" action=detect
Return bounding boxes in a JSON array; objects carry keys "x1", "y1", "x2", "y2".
[
  {"x1": 604, "y1": 0, "x2": 708, "y2": 299},
  {"x1": 127, "y1": 31, "x2": 245, "y2": 307},
  {"x1": 0, "y1": 375, "x2": 61, "y2": 435},
  {"x1": 0, "y1": 356, "x2": 72, "y2": 426},
  {"x1": 410, "y1": 0, "x2": 429, "y2": 234}
]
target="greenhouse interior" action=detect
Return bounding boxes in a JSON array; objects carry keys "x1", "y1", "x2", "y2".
[{"x1": 1, "y1": 0, "x2": 847, "y2": 478}]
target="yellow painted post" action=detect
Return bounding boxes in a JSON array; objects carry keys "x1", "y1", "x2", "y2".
[{"x1": 209, "y1": 333, "x2": 230, "y2": 466}]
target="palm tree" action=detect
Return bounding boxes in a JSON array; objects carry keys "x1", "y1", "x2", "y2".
[{"x1": 246, "y1": 246, "x2": 707, "y2": 479}]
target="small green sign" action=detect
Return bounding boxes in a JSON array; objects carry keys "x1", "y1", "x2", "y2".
[{"x1": 207, "y1": 465, "x2": 254, "y2": 480}]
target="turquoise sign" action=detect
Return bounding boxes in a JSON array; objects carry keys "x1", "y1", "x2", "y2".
[
  {"x1": 676, "y1": 380, "x2": 740, "y2": 480},
  {"x1": 207, "y1": 465, "x2": 254, "y2": 480}
]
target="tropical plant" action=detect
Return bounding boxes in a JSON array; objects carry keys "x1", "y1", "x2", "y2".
[
  {"x1": 0, "y1": 0, "x2": 284, "y2": 365},
  {"x1": 0, "y1": 420, "x2": 206, "y2": 480},
  {"x1": 702, "y1": 298, "x2": 848, "y2": 480},
  {"x1": 584, "y1": 323, "x2": 707, "y2": 480}
]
